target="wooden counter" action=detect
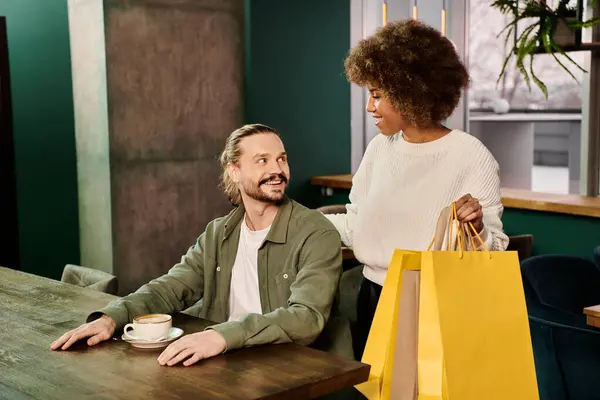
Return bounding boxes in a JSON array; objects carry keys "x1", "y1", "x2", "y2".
[
  {"x1": 584, "y1": 304, "x2": 600, "y2": 328},
  {"x1": 311, "y1": 174, "x2": 600, "y2": 218},
  {"x1": 312, "y1": 174, "x2": 353, "y2": 190}
]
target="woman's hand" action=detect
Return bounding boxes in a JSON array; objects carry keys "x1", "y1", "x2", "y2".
[{"x1": 455, "y1": 194, "x2": 483, "y2": 233}]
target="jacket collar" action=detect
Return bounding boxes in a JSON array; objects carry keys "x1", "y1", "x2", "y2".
[{"x1": 222, "y1": 196, "x2": 293, "y2": 244}]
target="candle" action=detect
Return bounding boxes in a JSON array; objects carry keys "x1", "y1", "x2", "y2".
[
  {"x1": 441, "y1": 8, "x2": 446, "y2": 36},
  {"x1": 441, "y1": 0, "x2": 447, "y2": 36}
]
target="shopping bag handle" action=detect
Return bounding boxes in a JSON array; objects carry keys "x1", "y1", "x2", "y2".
[
  {"x1": 463, "y1": 219, "x2": 489, "y2": 253},
  {"x1": 427, "y1": 202, "x2": 460, "y2": 253},
  {"x1": 427, "y1": 202, "x2": 490, "y2": 258},
  {"x1": 427, "y1": 202, "x2": 463, "y2": 253}
]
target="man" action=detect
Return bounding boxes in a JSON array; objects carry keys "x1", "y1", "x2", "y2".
[{"x1": 51, "y1": 123, "x2": 352, "y2": 365}]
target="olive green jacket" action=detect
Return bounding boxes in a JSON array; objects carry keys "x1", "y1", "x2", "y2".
[{"x1": 91, "y1": 197, "x2": 352, "y2": 357}]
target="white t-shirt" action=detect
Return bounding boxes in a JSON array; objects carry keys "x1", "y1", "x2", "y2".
[{"x1": 227, "y1": 217, "x2": 270, "y2": 322}]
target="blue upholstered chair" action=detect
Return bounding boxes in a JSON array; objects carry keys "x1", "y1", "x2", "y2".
[{"x1": 521, "y1": 255, "x2": 600, "y2": 400}]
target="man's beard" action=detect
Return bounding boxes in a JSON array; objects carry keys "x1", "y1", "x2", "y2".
[{"x1": 241, "y1": 174, "x2": 288, "y2": 205}]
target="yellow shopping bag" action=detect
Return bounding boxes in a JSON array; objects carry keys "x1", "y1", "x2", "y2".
[
  {"x1": 355, "y1": 249, "x2": 421, "y2": 400},
  {"x1": 418, "y1": 204, "x2": 539, "y2": 400},
  {"x1": 356, "y1": 202, "x2": 539, "y2": 400},
  {"x1": 356, "y1": 204, "x2": 455, "y2": 400}
]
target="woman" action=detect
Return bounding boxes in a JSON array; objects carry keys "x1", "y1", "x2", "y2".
[{"x1": 325, "y1": 19, "x2": 509, "y2": 360}]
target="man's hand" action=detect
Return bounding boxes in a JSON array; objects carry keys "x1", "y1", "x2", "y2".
[
  {"x1": 50, "y1": 314, "x2": 116, "y2": 351},
  {"x1": 157, "y1": 330, "x2": 227, "y2": 367}
]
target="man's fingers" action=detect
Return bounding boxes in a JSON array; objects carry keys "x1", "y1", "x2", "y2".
[
  {"x1": 166, "y1": 348, "x2": 195, "y2": 367},
  {"x1": 51, "y1": 318, "x2": 116, "y2": 351},
  {"x1": 61, "y1": 328, "x2": 93, "y2": 350},
  {"x1": 51, "y1": 330, "x2": 75, "y2": 350},
  {"x1": 87, "y1": 330, "x2": 110, "y2": 347},
  {"x1": 87, "y1": 334, "x2": 101, "y2": 347},
  {"x1": 158, "y1": 339, "x2": 186, "y2": 365},
  {"x1": 183, "y1": 353, "x2": 202, "y2": 367}
]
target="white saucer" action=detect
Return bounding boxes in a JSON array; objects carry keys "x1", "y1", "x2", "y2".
[{"x1": 122, "y1": 327, "x2": 184, "y2": 349}]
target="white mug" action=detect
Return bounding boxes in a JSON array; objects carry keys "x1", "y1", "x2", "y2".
[{"x1": 123, "y1": 314, "x2": 172, "y2": 342}]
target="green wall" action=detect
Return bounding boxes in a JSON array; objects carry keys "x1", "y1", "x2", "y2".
[
  {"x1": 245, "y1": 0, "x2": 351, "y2": 208},
  {"x1": 502, "y1": 209, "x2": 600, "y2": 259},
  {"x1": 1, "y1": 0, "x2": 79, "y2": 279}
]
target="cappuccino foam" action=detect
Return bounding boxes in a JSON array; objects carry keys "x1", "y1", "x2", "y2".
[{"x1": 135, "y1": 314, "x2": 170, "y2": 324}]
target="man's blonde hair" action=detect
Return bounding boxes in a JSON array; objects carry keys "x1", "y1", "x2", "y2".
[{"x1": 220, "y1": 123, "x2": 280, "y2": 205}]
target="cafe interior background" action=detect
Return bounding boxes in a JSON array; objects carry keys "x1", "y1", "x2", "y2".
[{"x1": 1, "y1": 0, "x2": 600, "y2": 398}]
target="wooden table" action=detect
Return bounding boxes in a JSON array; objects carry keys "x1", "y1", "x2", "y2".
[
  {"x1": 584, "y1": 305, "x2": 600, "y2": 328},
  {"x1": 0, "y1": 267, "x2": 369, "y2": 399}
]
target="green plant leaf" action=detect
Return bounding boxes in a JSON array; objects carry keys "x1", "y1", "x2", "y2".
[
  {"x1": 529, "y1": 54, "x2": 548, "y2": 99},
  {"x1": 492, "y1": 0, "x2": 592, "y2": 99},
  {"x1": 496, "y1": 14, "x2": 535, "y2": 38},
  {"x1": 491, "y1": 0, "x2": 519, "y2": 14},
  {"x1": 557, "y1": 46, "x2": 587, "y2": 73},
  {"x1": 540, "y1": 24, "x2": 554, "y2": 53},
  {"x1": 569, "y1": 16, "x2": 600, "y2": 29},
  {"x1": 496, "y1": 26, "x2": 516, "y2": 86},
  {"x1": 551, "y1": 43, "x2": 585, "y2": 79},
  {"x1": 515, "y1": 33, "x2": 539, "y2": 91},
  {"x1": 496, "y1": 23, "x2": 537, "y2": 87},
  {"x1": 522, "y1": 34, "x2": 541, "y2": 90},
  {"x1": 496, "y1": 53, "x2": 514, "y2": 87},
  {"x1": 516, "y1": 58, "x2": 531, "y2": 91},
  {"x1": 496, "y1": 19, "x2": 536, "y2": 81}
]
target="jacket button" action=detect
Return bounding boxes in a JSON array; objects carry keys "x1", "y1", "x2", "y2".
[
  {"x1": 216, "y1": 267, "x2": 221, "y2": 272},
  {"x1": 283, "y1": 273, "x2": 288, "y2": 279}
]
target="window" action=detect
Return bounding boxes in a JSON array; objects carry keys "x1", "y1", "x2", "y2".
[
  {"x1": 469, "y1": 0, "x2": 585, "y2": 111},
  {"x1": 468, "y1": 0, "x2": 593, "y2": 195}
]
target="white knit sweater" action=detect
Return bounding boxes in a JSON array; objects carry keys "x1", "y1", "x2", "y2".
[{"x1": 326, "y1": 130, "x2": 509, "y2": 285}]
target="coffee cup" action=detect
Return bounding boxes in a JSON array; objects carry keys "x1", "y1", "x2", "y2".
[{"x1": 123, "y1": 314, "x2": 172, "y2": 342}]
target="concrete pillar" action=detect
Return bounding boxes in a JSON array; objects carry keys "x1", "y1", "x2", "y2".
[{"x1": 69, "y1": 0, "x2": 243, "y2": 294}]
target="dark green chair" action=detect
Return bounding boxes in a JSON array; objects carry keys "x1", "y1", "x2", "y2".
[
  {"x1": 521, "y1": 255, "x2": 600, "y2": 400},
  {"x1": 507, "y1": 233, "x2": 534, "y2": 261}
]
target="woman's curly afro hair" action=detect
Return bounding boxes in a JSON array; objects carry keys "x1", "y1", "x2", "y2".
[{"x1": 345, "y1": 19, "x2": 470, "y2": 128}]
